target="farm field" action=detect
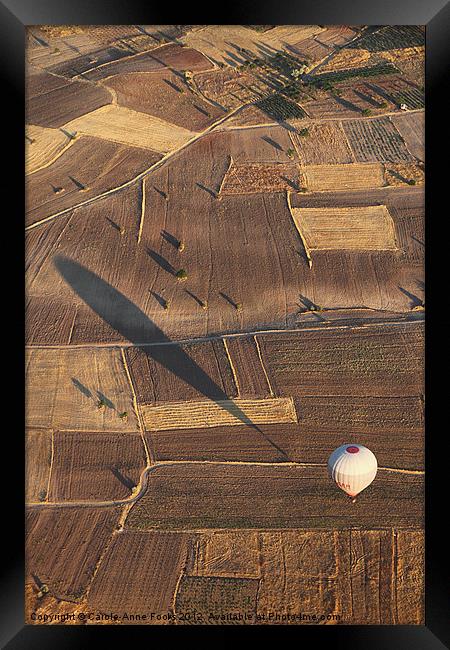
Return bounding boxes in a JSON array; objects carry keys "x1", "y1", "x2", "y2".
[{"x1": 25, "y1": 24, "x2": 424, "y2": 628}]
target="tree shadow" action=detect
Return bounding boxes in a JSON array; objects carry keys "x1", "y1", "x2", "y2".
[
  {"x1": 281, "y1": 175, "x2": 299, "y2": 191},
  {"x1": 219, "y1": 291, "x2": 237, "y2": 309},
  {"x1": 110, "y1": 466, "x2": 136, "y2": 491},
  {"x1": 261, "y1": 135, "x2": 283, "y2": 151},
  {"x1": 68, "y1": 175, "x2": 86, "y2": 191},
  {"x1": 185, "y1": 289, "x2": 204, "y2": 307},
  {"x1": 333, "y1": 95, "x2": 362, "y2": 113},
  {"x1": 398, "y1": 286, "x2": 423, "y2": 308},
  {"x1": 147, "y1": 249, "x2": 176, "y2": 276},
  {"x1": 196, "y1": 182, "x2": 216, "y2": 198},
  {"x1": 71, "y1": 378, "x2": 92, "y2": 400},
  {"x1": 96, "y1": 390, "x2": 115, "y2": 410},
  {"x1": 153, "y1": 186, "x2": 168, "y2": 200},
  {"x1": 162, "y1": 77, "x2": 183, "y2": 93},
  {"x1": 149, "y1": 290, "x2": 167, "y2": 309},
  {"x1": 106, "y1": 217, "x2": 122, "y2": 233},
  {"x1": 54, "y1": 256, "x2": 285, "y2": 450},
  {"x1": 161, "y1": 230, "x2": 180, "y2": 249}
]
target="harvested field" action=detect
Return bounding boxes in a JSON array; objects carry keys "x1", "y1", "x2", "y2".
[
  {"x1": 26, "y1": 125, "x2": 73, "y2": 174},
  {"x1": 25, "y1": 297, "x2": 77, "y2": 346},
  {"x1": 342, "y1": 117, "x2": 415, "y2": 163},
  {"x1": 290, "y1": 205, "x2": 397, "y2": 251},
  {"x1": 48, "y1": 431, "x2": 146, "y2": 501},
  {"x1": 25, "y1": 347, "x2": 138, "y2": 431},
  {"x1": 175, "y1": 576, "x2": 259, "y2": 624},
  {"x1": 188, "y1": 530, "x2": 260, "y2": 578},
  {"x1": 257, "y1": 323, "x2": 424, "y2": 398},
  {"x1": 83, "y1": 43, "x2": 213, "y2": 82},
  {"x1": 125, "y1": 463, "x2": 423, "y2": 530},
  {"x1": 381, "y1": 47, "x2": 425, "y2": 86},
  {"x1": 147, "y1": 395, "x2": 423, "y2": 468},
  {"x1": 124, "y1": 340, "x2": 237, "y2": 404},
  {"x1": 220, "y1": 162, "x2": 303, "y2": 195},
  {"x1": 26, "y1": 73, "x2": 111, "y2": 128},
  {"x1": 287, "y1": 38, "x2": 331, "y2": 64},
  {"x1": 140, "y1": 397, "x2": 297, "y2": 431},
  {"x1": 195, "y1": 68, "x2": 271, "y2": 111},
  {"x1": 225, "y1": 337, "x2": 272, "y2": 397},
  {"x1": 314, "y1": 26, "x2": 360, "y2": 48},
  {"x1": 391, "y1": 111, "x2": 424, "y2": 161},
  {"x1": 25, "y1": 136, "x2": 160, "y2": 226},
  {"x1": 290, "y1": 122, "x2": 354, "y2": 165},
  {"x1": 64, "y1": 105, "x2": 197, "y2": 152},
  {"x1": 226, "y1": 126, "x2": 301, "y2": 163},
  {"x1": 385, "y1": 162, "x2": 425, "y2": 187},
  {"x1": 319, "y1": 48, "x2": 372, "y2": 72},
  {"x1": 303, "y1": 162, "x2": 385, "y2": 192},
  {"x1": 26, "y1": 506, "x2": 122, "y2": 600},
  {"x1": 87, "y1": 530, "x2": 192, "y2": 617},
  {"x1": 26, "y1": 429, "x2": 52, "y2": 503},
  {"x1": 104, "y1": 72, "x2": 225, "y2": 131},
  {"x1": 181, "y1": 25, "x2": 325, "y2": 68},
  {"x1": 396, "y1": 531, "x2": 425, "y2": 624}
]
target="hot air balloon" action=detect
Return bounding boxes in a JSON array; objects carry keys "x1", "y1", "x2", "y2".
[{"x1": 328, "y1": 444, "x2": 377, "y2": 502}]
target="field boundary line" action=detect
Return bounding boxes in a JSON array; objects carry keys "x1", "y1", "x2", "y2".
[
  {"x1": 25, "y1": 98, "x2": 247, "y2": 232},
  {"x1": 222, "y1": 338, "x2": 240, "y2": 397},
  {"x1": 120, "y1": 348, "x2": 152, "y2": 467},
  {"x1": 253, "y1": 335, "x2": 275, "y2": 397},
  {"x1": 137, "y1": 177, "x2": 146, "y2": 243},
  {"x1": 26, "y1": 460, "x2": 424, "y2": 509},
  {"x1": 45, "y1": 429, "x2": 55, "y2": 502},
  {"x1": 286, "y1": 191, "x2": 312, "y2": 268},
  {"x1": 24, "y1": 314, "x2": 424, "y2": 351}
]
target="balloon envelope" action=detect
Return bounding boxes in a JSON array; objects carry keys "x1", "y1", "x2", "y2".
[{"x1": 328, "y1": 444, "x2": 377, "y2": 497}]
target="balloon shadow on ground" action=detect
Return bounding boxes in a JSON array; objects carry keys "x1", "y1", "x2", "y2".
[{"x1": 54, "y1": 256, "x2": 289, "y2": 459}]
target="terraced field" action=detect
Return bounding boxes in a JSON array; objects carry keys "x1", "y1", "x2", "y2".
[{"x1": 25, "y1": 24, "x2": 424, "y2": 628}]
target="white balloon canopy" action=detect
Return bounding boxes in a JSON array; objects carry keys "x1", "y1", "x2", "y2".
[{"x1": 328, "y1": 444, "x2": 378, "y2": 498}]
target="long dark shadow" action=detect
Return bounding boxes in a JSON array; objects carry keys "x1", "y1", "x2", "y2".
[{"x1": 54, "y1": 256, "x2": 288, "y2": 455}]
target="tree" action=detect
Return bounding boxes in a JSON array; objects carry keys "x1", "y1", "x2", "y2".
[
  {"x1": 176, "y1": 269, "x2": 188, "y2": 281},
  {"x1": 286, "y1": 148, "x2": 295, "y2": 159}
]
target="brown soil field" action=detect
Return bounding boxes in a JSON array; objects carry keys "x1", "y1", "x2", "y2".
[
  {"x1": 224, "y1": 104, "x2": 280, "y2": 127},
  {"x1": 391, "y1": 111, "x2": 424, "y2": 161},
  {"x1": 225, "y1": 336, "x2": 272, "y2": 397},
  {"x1": 381, "y1": 46, "x2": 425, "y2": 86},
  {"x1": 342, "y1": 116, "x2": 415, "y2": 163},
  {"x1": 104, "y1": 72, "x2": 225, "y2": 130},
  {"x1": 86, "y1": 530, "x2": 192, "y2": 617},
  {"x1": 124, "y1": 340, "x2": 237, "y2": 403},
  {"x1": 26, "y1": 429, "x2": 52, "y2": 503},
  {"x1": 291, "y1": 205, "x2": 397, "y2": 251},
  {"x1": 385, "y1": 162, "x2": 425, "y2": 187},
  {"x1": 25, "y1": 582, "x2": 87, "y2": 625},
  {"x1": 26, "y1": 31, "x2": 102, "y2": 71},
  {"x1": 187, "y1": 530, "x2": 260, "y2": 578},
  {"x1": 257, "y1": 323, "x2": 424, "y2": 397},
  {"x1": 319, "y1": 48, "x2": 372, "y2": 72},
  {"x1": 303, "y1": 162, "x2": 385, "y2": 192},
  {"x1": 287, "y1": 38, "x2": 331, "y2": 64},
  {"x1": 83, "y1": 43, "x2": 214, "y2": 82},
  {"x1": 395, "y1": 530, "x2": 425, "y2": 624},
  {"x1": 125, "y1": 463, "x2": 423, "y2": 530},
  {"x1": 26, "y1": 506, "x2": 122, "y2": 600},
  {"x1": 362, "y1": 75, "x2": 424, "y2": 110},
  {"x1": 314, "y1": 26, "x2": 361, "y2": 48},
  {"x1": 175, "y1": 575, "x2": 259, "y2": 624},
  {"x1": 26, "y1": 125, "x2": 73, "y2": 174},
  {"x1": 48, "y1": 431, "x2": 146, "y2": 501},
  {"x1": 26, "y1": 73, "x2": 111, "y2": 128},
  {"x1": 64, "y1": 105, "x2": 197, "y2": 151},
  {"x1": 25, "y1": 297, "x2": 77, "y2": 345},
  {"x1": 220, "y1": 162, "x2": 303, "y2": 195},
  {"x1": 194, "y1": 68, "x2": 270, "y2": 111},
  {"x1": 290, "y1": 122, "x2": 354, "y2": 165},
  {"x1": 26, "y1": 133, "x2": 423, "y2": 343},
  {"x1": 225, "y1": 126, "x2": 301, "y2": 163},
  {"x1": 25, "y1": 136, "x2": 160, "y2": 226},
  {"x1": 181, "y1": 25, "x2": 325, "y2": 68},
  {"x1": 147, "y1": 395, "x2": 423, "y2": 468},
  {"x1": 25, "y1": 347, "x2": 138, "y2": 431},
  {"x1": 140, "y1": 397, "x2": 297, "y2": 431}
]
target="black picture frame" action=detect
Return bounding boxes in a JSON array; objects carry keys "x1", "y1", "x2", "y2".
[{"x1": 4, "y1": 0, "x2": 449, "y2": 646}]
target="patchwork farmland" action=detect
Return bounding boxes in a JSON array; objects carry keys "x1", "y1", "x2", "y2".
[{"x1": 26, "y1": 25, "x2": 424, "y2": 626}]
